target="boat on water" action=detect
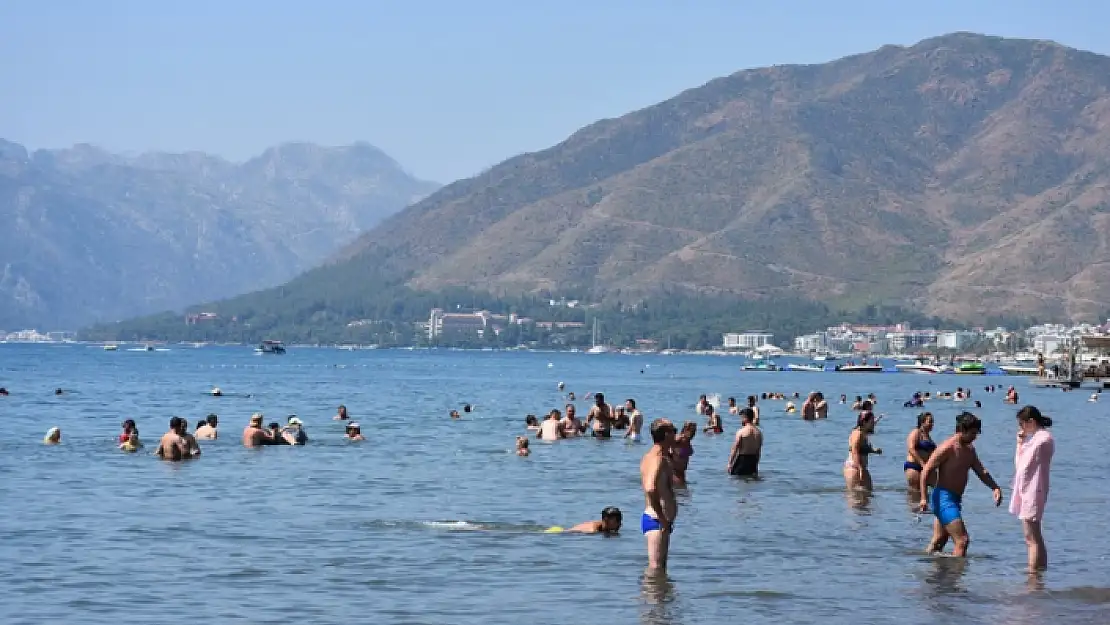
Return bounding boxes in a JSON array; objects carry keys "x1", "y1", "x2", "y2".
[
  {"x1": 835, "y1": 363, "x2": 884, "y2": 373},
  {"x1": 895, "y1": 361, "x2": 950, "y2": 374},
  {"x1": 999, "y1": 365, "x2": 1040, "y2": 376},
  {"x1": 812, "y1": 353, "x2": 838, "y2": 362},
  {"x1": 955, "y1": 362, "x2": 986, "y2": 375},
  {"x1": 256, "y1": 340, "x2": 287, "y2": 354},
  {"x1": 742, "y1": 357, "x2": 780, "y2": 371},
  {"x1": 103, "y1": 344, "x2": 118, "y2": 351},
  {"x1": 787, "y1": 363, "x2": 825, "y2": 372},
  {"x1": 585, "y1": 318, "x2": 609, "y2": 353}
]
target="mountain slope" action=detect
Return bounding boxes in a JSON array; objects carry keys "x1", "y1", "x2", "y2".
[
  {"x1": 0, "y1": 141, "x2": 438, "y2": 329},
  {"x1": 313, "y1": 32, "x2": 1110, "y2": 323}
]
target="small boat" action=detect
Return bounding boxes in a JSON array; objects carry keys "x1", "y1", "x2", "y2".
[
  {"x1": 742, "y1": 358, "x2": 780, "y2": 371},
  {"x1": 835, "y1": 364, "x2": 884, "y2": 373},
  {"x1": 813, "y1": 353, "x2": 838, "y2": 362},
  {"x1": 256, "y1": 340, "x2": 286, "y2": 354},
  {"x1": 787, "y1": 363, "x2": 825, "y2": 372},
  {"x1": 103, "y1": 344, "x2": 118, "y2": 351},
  {"x1": 955, "y1": 362, "x2": 986, "y2": 375},
  {"x1": 999, "y1": 365, "x2": 1039, "y2": 376},
  {"x1": 895, "y1": 361, "x2": 949, "y2": 375}
]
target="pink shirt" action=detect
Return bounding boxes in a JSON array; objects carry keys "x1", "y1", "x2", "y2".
[{"x1": 1009, "y1": 429, "x2": 1054, "y2": 522}]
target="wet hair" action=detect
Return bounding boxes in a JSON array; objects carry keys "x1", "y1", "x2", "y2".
[
  {"x1": 196, "y1": 420, "x2": 207, "y2": 430},
  {"x1": 601, "y1": 506, "x2": 622, "y2": 521},
  {"x1": 860, "y1": 400, "x2": 873, "y2": 411},
  {"x1": 955, "y1": 411, "x2": 982, "y2": 434},
  {"x1": 916, "y1": 412, "x2": 933, "y2": 427},
  {"x1": 728, "y1": 397, "x2": 736, "y2": 405},
  {"x1": 626, "y1": 398, "x2": 636, "y2": 409},
  {"x1": 122, "y1": 419, "x2": 136, "y2": 431},
  {"x1": 595, "y1": 393, "x2": 605, "y2": 403},
  {"x1": 1017, "y1": 405, "x2": 1052, "y2": 428},
  {"x1": 169, "y1": 416, "x2": 181, "y2": 429},
  {"x1": 856, "y1": 411, "x2": 876, "y2": 429},
  {"x1": 739, "y1": 407, "x2": 755, "y2": 423},
  {"x1": 749, "y1": 395, "x2": 758, "y2": 405},
  {"x1": 206, "y1": 414, "x2": 218, "y2": 427},
  {"x1": 268, "y1": 422, "x2": 281, "y2": 429},
  {"x1": 649, "y1": 419, "x2": 675, "y2": 444},
  {"x1": 516, "y1": 437, "x2": 529, "y2": 448},
  {"x1": 525, "y1": 414, "x2": 538, "y2": 426},
  {"x1": 463, "y1": 404, "x2": 472, "y2": 413}
]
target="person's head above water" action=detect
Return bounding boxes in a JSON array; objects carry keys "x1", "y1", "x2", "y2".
[
  {"x1": 739, "y1": 407, "x2": 755, "y2": 424},
  {"x1": 44, "y1": 427, "x2": 61, "y2": 443},
  {"x1": 600, "y1": 506, "x2": 622, "y2": 533},
  {"x1": 955, "y1": 411, "x2": 982, "y2": 443},
  {"x1": 206, "y1": 414, "x2": 218, "y2": 427},
  {"x1": 856, "y1": 411, "x2": 877, "y2": 432},
  {"x1": 649, "y1": 418, "x2": 677, "y2": 445},
  {"x1": 196, "y1": 419, "x2": 207, "y2": 431},
  {"x1": 916, "y1": 412, "x2": 934, "y2": 431},
  {"x1": 249, "y1": 413, "x2": 263, "y2": 427},
  {"x1": 54, "y1": 388, "x2": 63, "y2": 395}
]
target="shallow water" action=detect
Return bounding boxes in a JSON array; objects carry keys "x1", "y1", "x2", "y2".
[{"x1": 1, "y1": 345, "x2": 1107, "y2": 624}]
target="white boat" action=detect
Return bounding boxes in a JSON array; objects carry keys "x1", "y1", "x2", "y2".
[
  {"x1": 835, "y1": 364, "x2": 884, "y2": 373},
  {"x1": 742, "y1": 357, "x2": 780, "y2": 371},
  {"x1": 895, "y1": 361, "x2": 949, "y2": 374},
  {"x1": 787, "y1": 363, "x2": 825, "y2": 372},
  {"x1": 813, "y1": 353, "x2": 837, "y2": 362},
  {"x1": 999, "y1": 365, "x2": 1040, "y2": 376},
  {"x1": 585, "y1": 318, "x2": 609, "y2": 353},
  {"x1": 103, "y1": 344, "x2": 118, "y2": 351}
]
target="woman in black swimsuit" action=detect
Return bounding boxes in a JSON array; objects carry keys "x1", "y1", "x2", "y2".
[{"x1": 904, "y1": 412, "x2": 936, "y2": 492}]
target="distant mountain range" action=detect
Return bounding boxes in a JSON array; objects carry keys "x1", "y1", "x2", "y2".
[
  {"x1": 0, "y1": 140, "x2": 438, "y2": 329},
  {"x1": 306, "y1": 31, "x2": 1109, "y2": 324}
]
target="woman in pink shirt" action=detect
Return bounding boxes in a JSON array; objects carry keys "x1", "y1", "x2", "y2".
[{"x1": 1011, "y1": 405, "x2": 1055, "y2": 572}]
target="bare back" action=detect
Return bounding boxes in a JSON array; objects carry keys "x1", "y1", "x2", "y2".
[
  {"x1": 640, "y1": 447, "x2": 676, "y2": 521},
  {"x1": 932, "y1": 436, "x2": 980, "y2": 496},
  {"x1": 736, "y1": 425, "x2": 762, "y2": 455},
  {"x1": 156, "y1": 432, "x2": 185, "y2": 461}
]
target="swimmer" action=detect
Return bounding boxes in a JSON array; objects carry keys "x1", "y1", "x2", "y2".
[
  {"x1": 727, "y1": 397, "x2": 738, "y2": 415},
  {"x1": 918, "y1": 412, "x2": 1003, "y2": 557},
  {"x1": 515, "y1": 436, "x2": 530, "y2": 456},
  {"x1": 334, "y1": 404, "x2": 349, "y2": 421},
  {"x1": 561, "y1": 404, "x2": 584, "y2": 437},
  {"x1": 565, "y1": 507, "x2": 623, "y2": 534},
  {"x1": 156, "y1": 417, "x2": 188, "y2": 460},
  {"x1": 747, "y1": 395, "x2": 761, "y2": 425},
  {"x1": 450, "y1": 410, "x2": 461, "y2": 419},
  {"x1": 54, "y1": 388, "x2": 63, "y2": 396},
  {"x1": 801, "y1": 394, "x2": 816, "y2": 420},
  {"x1": 0, "y1": 387, "x2": 8, "y2": 396},
  {"x1": 727, "y1": 408, "x2": 762, "y2": 477},
  {"x1": 640, "y1": 419, "x2": 677, "y2": 575},
  {"x1": 43, "y1": 427, "x2": 61, "y2": 444},
  {"x1": 537, "y1": 409, "x2": 564, "y2": 441},
  {"x1": 814, "y1": 392, "x2": 828, "y2": 419},
  {"x1": 1090, "y1": 391, "x2": 1100, "y2": 403},
  {"x1": 587, "y1": 392, "x2": 613, "y2": 438},
  {"x1": 558, "y1": 382, "x2": 565, "y2": 391},
  {"x1": 178, "y1": 417, "x2": 202, "y2": 457},
  {"x1": 282, "y1": 416, "x2": 308, "y2": 445},
  {"x1": 210, "y1": 386, "x2": 222, "y2": 397},
  {"x1": 119, "y1": 431, "x2": 143, "y2": 452},
  {"x1": 463, "y1": 403, "x2": 472, "y2": 413},
  {"x1": 785, "y1": 401, "x2": 796, "y2": 414},
  {"x1": 525, "y1": 414, "x2": 540, "y2": 431},
  {"x1": 195, "y1": 414, "x2": 218, "y2": 440},
  {"x1": 844, "y1": 411, "x2": 881, "y2": 491},
  {"x1": 118, "y1": 419, "x2": 138, "y2": 444},
  {"x1": 344, "y1": 422, "x2": 365, "y2": 441},
  {"x1": 904, "y1": 412, "x2": 936, "y2": 492},
  {"x1": 671, "y1": 421, "x2": 696, "y2": 486},
  {"x1": 242, "y1": 413, "x2": 273, "y2": 447},
  {"x1": 624, "y1": 398, "x2": 643, "y2": 442}
]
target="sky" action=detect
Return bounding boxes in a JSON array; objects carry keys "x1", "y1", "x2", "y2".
[{"x1": 1, "y1": 0, "x2": 1107, "y2": 184}]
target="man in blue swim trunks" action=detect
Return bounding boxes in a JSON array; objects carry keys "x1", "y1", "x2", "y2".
[
  {"x1": 639, "y1": 418, "x2": 677, "y2": 575},
  {"x1": 917, "y1": 412, "x2": 1003, "y2": 557}
]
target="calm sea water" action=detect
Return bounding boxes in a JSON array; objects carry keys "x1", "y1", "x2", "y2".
[{"x1": 1, "y1": 344, "x2": 1107, "y2": 625}]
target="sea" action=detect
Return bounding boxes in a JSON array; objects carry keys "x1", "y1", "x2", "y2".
[{"x1": 1, "y1": 344, "x2": 1107, "y2": 625}]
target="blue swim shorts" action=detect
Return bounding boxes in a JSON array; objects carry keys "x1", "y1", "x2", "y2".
[
  {"x1": 930, "y1": 487, "x2": 963, "y2": 527},
  {"x1": 641, "y1": 513, "x2": 673, "y2": 534}
]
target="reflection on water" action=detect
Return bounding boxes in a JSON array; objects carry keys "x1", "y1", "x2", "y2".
[
  {"x1": 640, "y1": 574, "x2": 680, "y2": 625},
  {"x1": 845, "y1": 487, "x2": 873, "y2": 513},
  {"x1": 0, "y1": 345, "x2": 1107, "y2": 624}
]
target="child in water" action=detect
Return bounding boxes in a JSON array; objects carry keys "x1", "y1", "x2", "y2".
[
  {"x1": 344, "y1": 422, "x2": 365, "y2": 441},
  {"x1": 516, "y1": 436, "x2": 530, "y2": 456},
  {"x1": 120, "y1": 431, "x2": 143, "y2": 452}
]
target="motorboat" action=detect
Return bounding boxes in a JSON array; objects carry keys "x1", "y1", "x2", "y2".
[
  {"x1": 256, "y1": 340, "x2": 287, "y2": 354},
  {"x1": 103, "y1": 344, "x2": 118, "y2": 351},
  {"x1": 999, "y1": 365, "x2": 1039, "y2": 376},
  {"x1": 787, "y1": 363, "x2": 825, "y2": 372},
  {"x1": 955, "y1": 362, "x2": 986, "y2": 375},
  {"x1": 835, "y1": 363, "x2": 884, "y2": 373},
  {"x1": 742, "y1": 357, "x2": 780, "y2": 371},
  {"x1": 895, "y1": 361, "x2": 950, "y2": 374}
]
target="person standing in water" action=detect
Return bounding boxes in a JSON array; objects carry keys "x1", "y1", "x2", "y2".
[
  {"x1": 1011, "y1": 406, "x2": 1054, "y2": 571},
  {"x1": 918, "y1": 412, "x2": 1003, "y2": 557},
  {"x1": 727, "y1": 408, "x2": 762, "y2": 477},
  {"x1": 844, "y1": 411, "x2": 881, "y2": 491},
  {"x1": 670, "y1": 422, "x2": 697, "y2": 486},
  {"x1": 904, "y1": 412, "x2": 936, "y2": 492},
  {"x1": 195, "y1": 414, "x2": 218, "y2": 440},
  {"x1": 537, "y1": 410, "x2": 563, "y2": 441},
  {"x1": 640, "y1": 419, "x2": 678, "y2": 576},
  {"x1": 746, "y1": 395, "x2": 761, "y2": 425},
  {"x1": 625, "y1": 398, "x2": 643, "y2": 442},
  {"x1": 587, "y1": 393, "x2": 613, "y2": 438}
]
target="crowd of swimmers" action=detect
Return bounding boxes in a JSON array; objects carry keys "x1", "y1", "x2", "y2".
[{"x1": 22, "y1": 379, "x2": 1058, "y2": 577}]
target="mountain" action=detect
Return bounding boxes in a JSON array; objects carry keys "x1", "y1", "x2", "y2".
[{"x1": 0, "y1": 141, "x2": 438, "y2": 329}]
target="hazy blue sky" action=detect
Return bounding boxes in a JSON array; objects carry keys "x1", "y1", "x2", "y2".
[{"x1": 1, "y1": 0, "x2": 1105, "y2": 183}]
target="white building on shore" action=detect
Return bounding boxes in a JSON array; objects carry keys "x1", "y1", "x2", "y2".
[{"x1": 723, "y1": 332, "x2": 774, "y2": 350}]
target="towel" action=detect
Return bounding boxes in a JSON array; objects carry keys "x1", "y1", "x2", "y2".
[{"x1": 1010, "y1": 429, "x2": 1054, "y2": 522}]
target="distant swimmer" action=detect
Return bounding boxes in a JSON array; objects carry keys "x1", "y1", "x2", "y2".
[
  {"x1": 536, "y1": 410, "x2": 563, "y2": 441},
  {"x1": 515, "y1": 436, "x2": 530, "y2": 456},
  {"x1": 917, "y1": 412, "x2": 1003, "y2": 558},
  {"x1": 624, "y1": 398, "x2": 643, "y2": 442},
  {"x1": 54, "y1": 388, "x2": 63, "y2": 396},
  {"x1": 118, "y1": 419, "x2": 138, "y2": 444},
  {"x1": 727, "y1": 408, "x2": 762, "y2": 477},
  {"x1": 43, "y1": 427, "x2": 61, "y2": 445},
  {"x1": 785, "y1": 401, "x2": 796, "y2": 414},
  {"x1": 281, "y1": 416, "x2": 308, "y2": 445},
  {"x1": 120, "y1": 430, "x2": 143, "y2": 452},
  {"x1": 463, "y1": 404, "x2": 472, "y2": 413},
  {"x1": 242, "y1": 413, "x2": 272, "y2": 447},
  {"x1": 1090, "y1": 391, "x2": 1101, "y2": 403},
  {"x1": 703, "y1": 405, "x2": 722, "y2": 435},
  {"x1": 156, "y1": 417, "x2": 188, "y2": 460},
  {"x1": 640, "y1": 419, "x2": 678, "y2": 576},
  {"x1": 195, "y1": 414, "x2": 218, "y2": 440},
  {"x1": 344, "y1": 422, "x2": 365, "y2": 441},
  {"x1": 561, "y1": 507, "x2": 623, "y2": 534},
  {"x1": 0, "y1": 387, "x2": 8, "y2": 396},
  {"x1": 179, "y1": 417, "x2": 202, "y2": 458},
  {"x1": 334, "y1": 405, "x2": 349, "y2": 421},
  {"x1": 450, "y1": 410, "x2": 461, "y2": 419},
  {"x1": 210, "y1": 387, "x2": 222, "y2": 397},
  {"x1": 558, "y1": 382, "x2": 565, "y2": 391}
]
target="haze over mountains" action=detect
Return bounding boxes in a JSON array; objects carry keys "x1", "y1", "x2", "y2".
[
  {"x1": 0, "y1": 141, "x2": 438, "y2": 329},
  {"x1": 292, "y1": 31, "x2": 1108, "y2": 324}
]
